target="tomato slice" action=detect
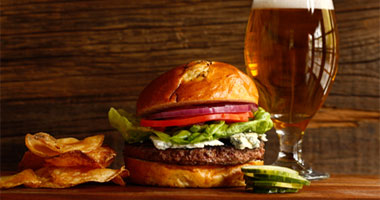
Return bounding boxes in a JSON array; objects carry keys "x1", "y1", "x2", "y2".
[{"x1": 140, "y1": 112, "x2": 253, "y2": 128}]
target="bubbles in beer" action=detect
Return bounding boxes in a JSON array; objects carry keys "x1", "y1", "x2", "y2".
[{"x1": 252, "y1": 0, "x2": 334, "y2": 10}]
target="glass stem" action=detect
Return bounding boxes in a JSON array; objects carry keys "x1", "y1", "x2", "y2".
[
  {"x1": 273, "y1": 126, "x2": 330, "y2": 180},
  {"x1": 273, "y1": 126, "x2": 306, "y2": 171},
  {"x1": 295, "y1": 139, "x2": 306, "y2": 167}
]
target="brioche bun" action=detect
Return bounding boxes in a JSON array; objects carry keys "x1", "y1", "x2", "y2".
[
  {"x1": 125, "y1": 60, "x2": 264, "y2": 188},
  {"x1": 125, "y1": 157, "x2": 263, "y2": 188},
  {"x1": 137, "y1": 60, "x2": 258, "y2": 116}
]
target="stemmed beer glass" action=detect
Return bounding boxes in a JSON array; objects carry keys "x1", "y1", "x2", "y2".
[{"x1": 244, "y1": 0, "x2": 338, "y2": 180}]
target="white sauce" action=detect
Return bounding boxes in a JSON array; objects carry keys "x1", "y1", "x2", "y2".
[
  {"x1": 150, "y1": 133, "x2": 267, "y2": 150},
  {"x1": 150, "y1": 136, "x2": 224, "y2": 150}
]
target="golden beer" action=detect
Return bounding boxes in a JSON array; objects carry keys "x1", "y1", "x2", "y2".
[
  {"x1": 244, "y1": 0, "x2": 338, "y2": 179},
  {"x1": 245, "y1": 6, "x2": 338, "y2": 130}
]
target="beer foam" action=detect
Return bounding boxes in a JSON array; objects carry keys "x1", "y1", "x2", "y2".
[{"x1": 252, "y1": 0, "x2": 334, "y2": 10}]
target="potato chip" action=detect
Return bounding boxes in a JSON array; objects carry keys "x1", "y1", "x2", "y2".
[
  {"x1": 20, "y1": 146, "x2": 116, "y2": 169},
  {"x1": 0, "y1": 169, "x2": 41, "y2": 189},
  {"x1": 86, "y1": 146, "x2": 116, "y2": 168},
  {"x1": 34, "y1": 166, "x2": 128, "y2": 188},
  {"x1": 44, "y1": 150, "x2": 100, "y2": 168},
  {"x1": 25, "y1": 133, "x2": 61, "y2": 157},
  {"x1": 19, "y1": 151, "x2": 45, "y2": 170},
  {"x1": 1, "y1": 132, "x2": 129, "y2": 189},
  {"x1": 25, "y1": 132, "x2": 104, "y2": 158},
  {"x1": 56, "y1": 137, "x2": 80, "y2": 145},
  {"x1": 60, "y1": 134, "x2": 104, "y2": 153},
  {"x1": 0, "y1": 166, "x2": 128, "y2": 189},
  {"x1": 112, "y1": 174, "x2": 128, "y2": 186}
]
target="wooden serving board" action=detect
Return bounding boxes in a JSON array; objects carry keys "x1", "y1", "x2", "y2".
[{"x1": 1, "y1": 174, "x2": 379, "y2": 200}]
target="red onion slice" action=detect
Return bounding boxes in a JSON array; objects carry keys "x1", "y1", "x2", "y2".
[{"x1": 147, "y1": 103, "x2": 258, "y2": 119}]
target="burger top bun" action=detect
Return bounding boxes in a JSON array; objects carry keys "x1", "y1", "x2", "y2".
[{"x1": 137, "y1": 60, "x2": 258, "y2": 116}]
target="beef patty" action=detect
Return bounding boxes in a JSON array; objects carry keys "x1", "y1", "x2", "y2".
[{"x1": 124, "y1": 142, "x2": 265, "y2": 166}]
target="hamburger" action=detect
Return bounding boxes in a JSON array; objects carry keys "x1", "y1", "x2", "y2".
[{"x1": 108, "y1": 60, "x2": 273, "y2": 187}]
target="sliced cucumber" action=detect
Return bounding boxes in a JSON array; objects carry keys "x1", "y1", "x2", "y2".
[
  {"x1": 244, "y1": 173, "x2": 310, "y2": 185},
  {"x1": 245, "y1": 180, "x2": 304, "y2": 189},
  {"x1": 241, "y1": 165, "x2": 299, "y2": 177},
  {"x1": 246, "y1": 186, "x2": 299, "y2": 194},
  {"x1": 242, "y1": 165, "x2": 310, "y2": 194}
]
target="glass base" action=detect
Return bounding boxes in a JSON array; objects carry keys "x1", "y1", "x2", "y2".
[
  {"x1": 272, "y1": 159, "x2": 329, "y2": 181},
  {"x1": 301, "y1": 168, "x2": 330, "y2": 181}
]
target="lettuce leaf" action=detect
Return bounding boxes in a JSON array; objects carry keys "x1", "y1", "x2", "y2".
[
  {"x1": 108, "y1": 108, "x2": 169, "y2": 143},
  {"x1": 108, "y1": 107, "x2": 273, "y2": 144}
]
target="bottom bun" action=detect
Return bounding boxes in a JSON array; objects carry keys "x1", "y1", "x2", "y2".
[{"x1": 124, "y1": 157, "x2": 263, "y2": 188}]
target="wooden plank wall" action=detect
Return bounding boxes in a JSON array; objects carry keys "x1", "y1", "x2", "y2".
[{"x1": 1, "y1": 0, "x2": 379, "y2": 174}]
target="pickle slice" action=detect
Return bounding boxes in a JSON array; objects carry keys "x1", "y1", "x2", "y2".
[
  {"x1": 242, "y1": 165, "x2": 310, "y2": 194},
  {"x1": 245, "y1": 180, "x2": 304, "y2": 189},
  {"x1": 244, "y1": 173, "x2": 310, "y2": 185},
  {"x1": 246, "y1": 186, "x2": 299, "y2": 194},
  {"x1": 241, "y1": 165, "x2": 299, "y2": 177}
]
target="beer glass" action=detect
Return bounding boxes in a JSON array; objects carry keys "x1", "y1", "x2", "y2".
[{"x1": 244, "y1": 0, "x2": 338, "y2": 180}]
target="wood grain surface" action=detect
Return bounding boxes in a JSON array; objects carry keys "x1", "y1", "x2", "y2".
[
  {"x1": 1, "y1": 0, "x2": 379, "y2": 174},
  {"x1": 1, "y1": 174, "x2": 379, "y2": 200}
]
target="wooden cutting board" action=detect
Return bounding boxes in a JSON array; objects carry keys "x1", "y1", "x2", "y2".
[{"x1": 1, "y1": 174, "x2": 379, "y2": 199}]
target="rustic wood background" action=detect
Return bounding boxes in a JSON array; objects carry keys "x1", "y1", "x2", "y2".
[{"x1": 1, "y1": 0, "x2": 379, "y2": 175}]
